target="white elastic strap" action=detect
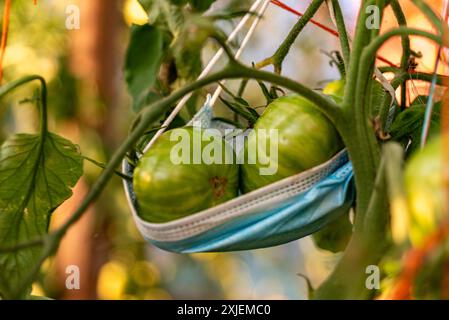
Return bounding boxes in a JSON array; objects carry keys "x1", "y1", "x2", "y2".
[
  {"x1": 132, "y1": 150, "x2": 349, "y2": 242},
  {"x1": 143, "y1": 0, "x2": 269, "y2": 153}
]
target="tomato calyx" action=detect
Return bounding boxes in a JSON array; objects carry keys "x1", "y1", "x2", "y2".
[{"x1": 210, "y1": 176, "x2": 228, "y2": 199}]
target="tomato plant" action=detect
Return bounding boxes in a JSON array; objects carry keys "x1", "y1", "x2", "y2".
[{"x1": 0, "y1": 0, "x2": 446, "y2": 300}]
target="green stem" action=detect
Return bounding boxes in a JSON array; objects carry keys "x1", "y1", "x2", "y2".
[
  {"x1": 411, "y1": 0, "x2": 443, "y2": 32},
  {"x1": 391, "y1": 0, "x2": 411, "y2": 109},
  {"x1": 353, "y1": 26, "x2": 440, "y2": 224},
  {"x1": 363, "y1": 146, "x2": 388, "y2": 233},
  {"x1": 391, "y1": 71, "x2": 444, "y2": 88},
  {"x1": 376, "y1": 69, "x2": 445, "y2": 127},
  {"x1": 330, "y1": 0, "x2": 351, "y2": 73},
  {"x1": 314, "y1": 140, "x2": 395, "y2": 300},
  {"x1": 343, "y1": 0, "x2": 376, "y2": 110},
  {"x1": 315, "y1": 19, "x2": 443, "y2": 299},
  {"x1": 0, "y1": 75, "x2": 48, "y2": 135},
  {"x1": 257, "y1": 0, "x2": 326, "y2": 73},
  {"x1": 355, "y1": 27, "x2": 441, "y2": 147},
  {"x1": 132, "y1": 64, "x2": 342, "y2": 128},
  {"x1": 83, "y1": 156, "x2": 133, "y2": 181},
  {"x1": 378, "y1": 66, "x2": 402, "y2": 73},
  {"x1": 355, "y1": 26, "x2": 440, "y2": 140},
  {"x1": 0, "y1": 238, "x2": 44, "y2": 254},
  {"x1": 338, "y1": 0, "x2": 387, "y2": 218}
]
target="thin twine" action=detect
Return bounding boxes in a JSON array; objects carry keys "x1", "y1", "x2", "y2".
[{"x1": 142, "y1": 0, "x2": 270, "y2": 154}]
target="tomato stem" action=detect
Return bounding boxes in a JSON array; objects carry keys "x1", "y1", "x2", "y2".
[
  {"x1": 391, "y1": 0, "x2": 411, "y2": 110},
  {"x1": 315, "y1": 0, "x2": 444, "y2": 299},
  {"x1": 271, "y1": 0, "x2": 339, "y2": 37},
  {"x1": 330, "y1": 0, "x2": 351, "y2": 74},
  {"x1": 257, "y1": 0, "x2": 326, "y2": 74}
]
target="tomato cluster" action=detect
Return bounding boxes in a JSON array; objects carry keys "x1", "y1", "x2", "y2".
[{"x1": 133, "y1": 90, "x2": 343, "y2": 223}]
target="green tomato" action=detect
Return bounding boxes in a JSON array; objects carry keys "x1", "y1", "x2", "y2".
[
  {"x1": 133, "y1": 127, "x2": 239, "y2": 223},
  {"x1": 405, "y1": 135, "x2": 447, "y2": 243},
  {"x1": 241, "y1": 95, "x2": 343, "y2": 193}
]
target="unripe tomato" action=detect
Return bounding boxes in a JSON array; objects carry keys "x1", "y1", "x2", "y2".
[
  {"x1": 241, "y1": 95, "x2": 343, "y2": 193},
  {"x1": 133, "y1": 127, "x2": 239, "y2": 222},
  {"x1": 404, "y1": 135, "x2": 447, "y2": 244}
]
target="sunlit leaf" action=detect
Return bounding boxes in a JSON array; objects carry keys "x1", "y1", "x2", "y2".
[
  {"x1": 125, "y1": 24, "x2": 165, "y2": 112},
  {"x1": 0, "y1": 133, "x2": 83, "y2": 299}
]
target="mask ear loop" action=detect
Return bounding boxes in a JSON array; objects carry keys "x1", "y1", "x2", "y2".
[{"x1": 142, "y1": 0, "x2": 271, "y2": 154}]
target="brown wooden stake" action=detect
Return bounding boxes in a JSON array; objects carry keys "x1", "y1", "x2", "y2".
[{"x1": 0, "y1": 0, "x2": 11, "y2": 83}]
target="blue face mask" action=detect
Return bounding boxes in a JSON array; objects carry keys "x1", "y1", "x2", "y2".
[{"x1": 123, "y1": 102, "x2": 354, "y2": 254}]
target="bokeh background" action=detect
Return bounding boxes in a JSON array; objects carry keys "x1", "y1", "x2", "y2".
[{"x1": 0, "y1": 0, "x2": 443, "y2": 299}]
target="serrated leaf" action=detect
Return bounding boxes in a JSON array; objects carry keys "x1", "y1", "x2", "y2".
[
  {"x1": 137, "y1": 0, "x2": 215, "y2": 95},
  {"x1": 390, "y1": 101, "x2": 441, "y2": 155},
  {"x1": 0, "y1": 133, "x2": 83, "y2": 299},
  {"x1": 125, "y1": 24, "x2": 165, "y2": 112},
  {"x1": 257, "y1": 80, "x2": 274, "y2": 104}
]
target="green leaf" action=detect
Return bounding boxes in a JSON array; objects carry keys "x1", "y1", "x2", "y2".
[
  {"x1": 312, "y1": 212, "x2": 353, "y2": 253},
  {"x1": 219, "y1": 96, "x2": 259, "y2": 125},
  {"x1": 390, "y1": 101, "x2": 441, "y2": 156},
  {"x1": 138, "y1": 0, "x2": 185, "y2": 34},
  {"x1": 189, "y1": 0, "x2": 215, "y2": 12},
  {"x1": 125, "y1": 24, "x2": 164, "y2": 112},
  {"x1": 0, "y1": 133, "x2": 83, "y2": 299},
  {"x1": 257, "y1": 80, "x2": 274, "y2": 104},
  {"x1": 410, "y1": 95, "x2": 430, "y2": 106}
]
